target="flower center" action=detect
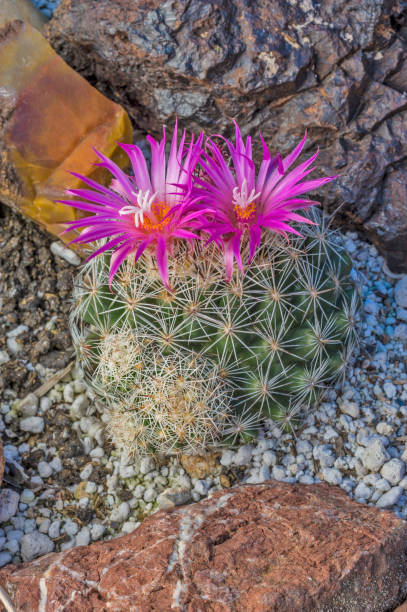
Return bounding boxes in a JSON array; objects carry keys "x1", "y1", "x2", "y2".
[
  {"x1": 142, "y1": 203, "x2": 171, "y2": 231},
  {"x1": 234, "y1": 201, "x2": 257, "y2": 222},
  {"x1": 119, "y1": 190, "x2": 171, "y2": 231},
  {"x1": 232, "y1": 178, "x2": 260, "y2": 224}
]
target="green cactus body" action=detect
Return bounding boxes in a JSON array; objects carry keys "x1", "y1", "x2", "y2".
[{"x1": 70, "y1": 210, "x2": 360, "y2": 456}]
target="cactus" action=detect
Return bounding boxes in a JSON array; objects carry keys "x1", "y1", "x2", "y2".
[
  {"x1": 70, "y1": 207, "x2": 360, "y2": 456},
  {"x1": 62, "y1": 122, "x2": 360, "y2": 456}
]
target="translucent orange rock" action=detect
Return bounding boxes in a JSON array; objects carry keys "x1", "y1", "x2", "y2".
[
  {"x1": 0, "y1": 20, "x2": 132, "y2": 242},
  {"x1": 0, "y1": 0, "x2": 46, "y2": 32}
]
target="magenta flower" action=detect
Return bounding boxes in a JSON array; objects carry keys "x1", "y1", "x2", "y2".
[
  {"x1": 58, "y1": 123, "x2": 204, "y2": 288},
  {"x1": 195, "y1": 123, "x2": 337, "y2": 279}
]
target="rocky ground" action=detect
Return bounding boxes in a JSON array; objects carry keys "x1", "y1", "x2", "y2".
[{"x1": 0, "y1": 204, "x2": 407, "y2": 569}]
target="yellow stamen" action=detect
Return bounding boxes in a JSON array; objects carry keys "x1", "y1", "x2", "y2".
[
  {"x1": 234, "y1": 201, "x2": 257, "y2": 222},
  {"x1": 142, "y1": 202, "x2": 171, "y2": 231}
]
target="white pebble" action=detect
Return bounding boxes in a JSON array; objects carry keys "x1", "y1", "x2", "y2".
[
  {"x1": 90, "y1": 523, "x2": 105, "y2": 540},
  {"x1": 85, "y1": 482, "x2": 97, "y2": 494},
  {"x1": 322, "y1": 468, "x2": 342, "y2": 485},
  {"x1": 63, "y1": 519, "x2": 79, "y2": 536},
  {"x1": 0, "y1": 351, "x2": 10, "y2": 366},
  {"x1": 121, "y1": 521, "x2": 139, "y2": 534},
  {"x1": 380, "y1": 459, "x2": 405, "y2": 485},
  {"x1": 262, "y1": 450, "x2": 277, "y2": 466},
  {"x1": 50, "y1": 241, "x2": 81, "y2": 266},
  {"x1": 362, "y1": 439, "x2": 390, "y2": 472},
  {"x1": 376, "y1": 486, "x2": 403, "y2": 508},
  {"x1": 38, "y1": 462, "x2": 53, "y2": 479},
  {"x1": 383, "y1": 382, "x2": 396, "y2": 399},
  {"x1": 354, "y1": 482, "x2": 372, "y2": 500},
  {"x1": 110, "y1": 502, "x2": 130, "y2": 522},
  {"x1": 220, "y1": 449, "x2": 234, "y2": 467},
  {"x1": 143, "y1": 488, "x2": 156, "y2": 503},
  {"x1": 0, "y1": 552, "x2": 12, "y2": 567},
  {"x1": 89, "y1": 447, "x2": 104, "y2": 459},
  {"x1": 49, "y1": 457, "x2": 62, "y2": 473},
  {"x1": 20, "y1": 532, "x2": 54, "y2": 562},
  {"x1": 20, "y1": 489, "x2": 34, "y2": 504},
  {"x1": 75, "y1": 527, "x2": 90, "y2": 547},
  {"x1": 63, "y1": 383, "x2": 75, "y2": 403},
  {"x1": 194, "y1": 480, "x2": 210, "y2": 496},
  {"x1": 272, "y1": 466, "x2": 286, "y2": 481},
  {"x1": 120, "y1": 465, "x2": 136, "y2": 479},
  {"x1": 339, "y1": 399, "x2": 360, "y2": 419},
  {"x1": 19, "y1": 416, "x2": 44, "y2": 434},
  {"x1": 80, "y1": 464, "x2": 93, "y2": 480},
  {"x1": 18, "y1": 393, "x2": 38, "y2": 417},
  {"x1": 139, "y1": 457, "x2": 156, "y2": 475},
  {"x1": 234, "y1": 445, "x2": 253, "y2": 465},
  {"x1": 39, "y1": 519, "x2": 51, "y2": 534},
  {"x1": 0, "y1": 489, "x2": 20, "y2": 522},
  {"x1": 48, "y1": 521, "x2": 60, "y2": 539}
]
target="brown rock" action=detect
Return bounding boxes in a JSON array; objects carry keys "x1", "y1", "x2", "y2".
[
  {"x1": 46, "y1": 0, "x2": 407, "y2": 271},
  {"x1": 1, "y1": 482, "x2": 407, "y2": 611},
  {"x1": 0, "y1": 20, "x2": 132, "y2": 243},
  {"x1": 180, "y1": 452, "x2": 221, "y2": 479}
]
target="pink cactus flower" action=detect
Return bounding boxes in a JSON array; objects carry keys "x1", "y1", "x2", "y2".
[
  {"x1": 58, "y1": 123, "x2": 204, "y2": 288},
  {"x1": 195, "y1": 123, "x2": 337, "y2": 279}
]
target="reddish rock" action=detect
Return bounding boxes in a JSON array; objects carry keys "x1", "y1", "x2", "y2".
[
  {"x1": 0, "y1": 482, "x2": 407, "y2": 611},
  {"x1": 45, "y1": 0, "x2": 407, "y2": 271}
]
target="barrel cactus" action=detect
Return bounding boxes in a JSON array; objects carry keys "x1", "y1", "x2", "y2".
[{"x1": 62, "y1": 122, "x2": 360, "y2": 457}]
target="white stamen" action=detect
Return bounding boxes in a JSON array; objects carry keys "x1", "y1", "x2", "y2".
[
  {"x1": 232, "y1": 178, "x2": 260, "y2": 209},
  {"x1": 118, "y1": 190, "x2": 158, "y2": 226}
]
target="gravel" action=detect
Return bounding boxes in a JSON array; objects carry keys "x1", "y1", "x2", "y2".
[{"x1": 0, "y1": 207, "x2": 407, "y2": 569}]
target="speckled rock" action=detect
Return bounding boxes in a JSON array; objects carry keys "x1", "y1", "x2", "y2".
[
  {"x1": 46, "y1": 0, "x2": 407, "y2": 271},
  {"x1": 0, "y1": 482, "x2": 407, "y2": 611}
]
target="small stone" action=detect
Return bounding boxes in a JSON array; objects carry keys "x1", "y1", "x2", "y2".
[
  {"x1": 299, "y1": 474, "x2": 315, "y2": 484},
  {"x1": 322, "y1": 468, "x2": 342, "y2": 485},
  {"x1": 89, "y1": 447, "x2": 104, "y2": 459},
  {"x1": 39, "y1": 519, "x2": 51, "y2": 534},
  {"x1": 90, "y1": 524, "x2": 105, "y2": 540},
  {"x1": 376, "y1": 486, "x2": 403, "y2": 508},
  {"x1": 40, "y1": 397, "x2": 53, "y2": 412},
  {"x1": 0, "y1": 489, "x2": 20, "y2": 523},
  {"x1": 394, "y1": 276, "x2": 407, "y2": 308},
  {"x1": 24, "y1": 519, "x2": 36, "y2": 534},
  {"x1": 376, "y1": 422, "x2": 393, "y2": 436},
  {"x1": 48, "y1": 521, "x2": 60, "y2": 539},
  {"x1": 180, "y1": 453, "x2": 218, "y2": 479},
  {"x1": 75, "y1": 527, "x2": 90, "y2": 547},
  {"x1": 7, "y1": 529, "x2": 24, "y2": 542},
  {"x1": 7, "y1": 337, "x2": 21, "y2": 355},
  {"x1": 79, "y1": 464, "x2": 93, "y2": 480},
  {"x1": 220, "y1": 449, "x2": 234, "y2": 467},
  {"x1": 272, "y1": 466, "x2": 286, "y2": 481},
  {"x1": 18, "y1": 393, "x2": 39, "y2": 417},
  {"x1": 143, "y1": 488, "x2": 156, "y2": 503},
  {"x1": 139, "y1": 457, "x2": 156, "y2": 475},
  {"x1": 0, "y1": 351, "x2": 10, "y2": 366},
  {"x1": 63, "y1": 383, "x2": 75, "y2": 403},
  {"x1": 48, "y1": 457, "x2": 62, "y2": 473},
  {"x1": 20, "y1": 532, "x2": 54, "y2": 562},
  {"x1": 375, "y1": 478, "x2": 391, "y2": 492},
  {"x1": 383, "y1": 382, "x2": 397, "y2": 400},
  {"x1": 38, "y1": 462, "x2": 52, "y2": 479},
  {"x1": 354, "y1": 482, "x2": 373, "y2": 500},
  {"x1": 19, "y1": 416, "x2": 44, "y2": 433},
  {"x1": 20, "y1": 489, "x2": 35, "y2": 504},
  {"x1": 133, "y1": 485, "x2": 145, "y2": 499},
  {"x1": 194, "y1": 480, "x2": 210, "y2": 496},
  {"x1": 70, "y1": 395, "x2": 89, "y2": 417},
  {"x1": 339, "y1": 399, "x2": 360, "y2": 419},
  {"x1": 63, "y1": 519, "x2": 79, "y2": 536},
  {"x1": 0, "y1": 552, "x2": 12, "y2": 567},
  {"x1": 362, "y1": 439, "x2": 390, "y2": 472},
  {"x1": 234, "y1": 445, "x2": 253, "y2": 466},
  {"x1": 120, "y1": 465, "x2": 136, "y2": 479},
  {"x1": 4, "y1": 540, "x2": 19, "y2": 555},
  {"x1": 85, "y1": 481, "x2": 97, "y2": 495},
  {"x1": 6, "y1": 325, "x2": 28, "y2": 338},
  {"x1": 110, "y1": 502, "x2": 130, "y2": 522},
  {"x1": 50, "y1": 241, "x2": 81, "y2": 266},
  {"x1": 157, "y1": 487, "x2": 191, "y2": 510},
  {"x1": 380, "y1": 459, "x2": 405, "y2": 485},
  {"x1": 122, "y1": 521, "x2": 139, "y2": 534},
  {"x1": 262, "y1": 450, "x2": 277, "y2": 466}
]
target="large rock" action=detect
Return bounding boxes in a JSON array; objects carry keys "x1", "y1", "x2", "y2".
[
  {"x1": 46, "y1": 0, "x2": 407, "y2": 271},
  {"x1": 0, "y1": 20, "x2": 132, "y2": 243},
  {"x1": 0, "y1": 482, "x2": 407, "y2": 611}
]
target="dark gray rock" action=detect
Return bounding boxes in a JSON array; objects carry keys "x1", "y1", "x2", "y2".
[{"x1": 46, "y1": 0, "x2": 407, "y2": 270}]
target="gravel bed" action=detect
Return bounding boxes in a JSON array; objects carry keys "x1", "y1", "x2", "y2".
[{"x1": 0, "y1": 208, "x2": 406, "y2": 566}]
